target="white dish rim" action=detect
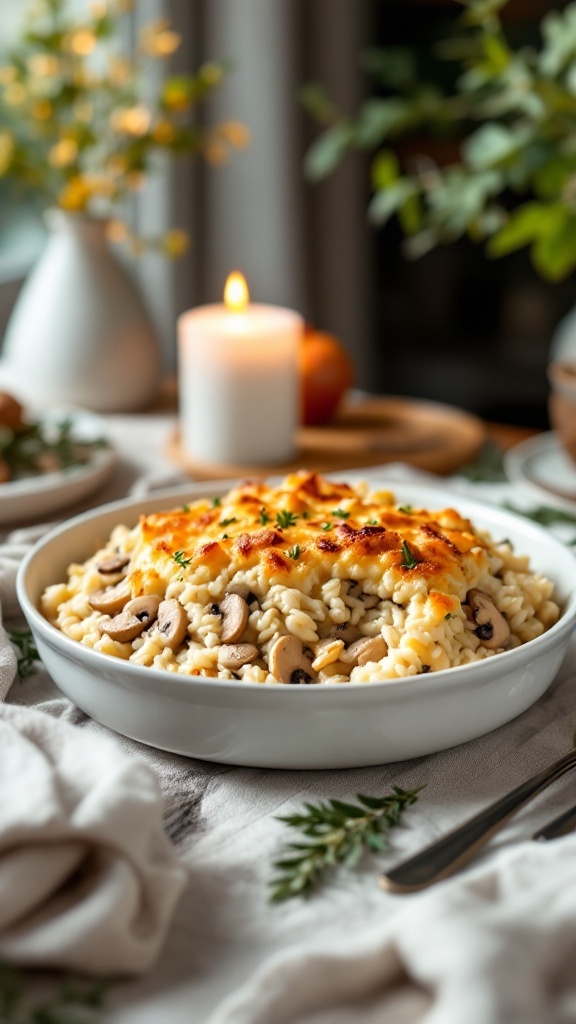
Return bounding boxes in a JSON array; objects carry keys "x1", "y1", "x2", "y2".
[{"x1": 18, "y1": 476, "x2": 576, "y2": 698}]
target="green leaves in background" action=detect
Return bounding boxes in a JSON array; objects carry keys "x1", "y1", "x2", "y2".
[{"x1": 303, "y1": 0, "x2": 576, "y2": 281}]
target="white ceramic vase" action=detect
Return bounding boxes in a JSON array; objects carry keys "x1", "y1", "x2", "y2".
[{"x1": 0, "y1": 210, "x2": 162, "y2": 412}]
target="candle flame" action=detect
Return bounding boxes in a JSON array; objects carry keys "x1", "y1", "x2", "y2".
[{"x1": 224, "y1": 271, "x2": 249, "y2": 312}]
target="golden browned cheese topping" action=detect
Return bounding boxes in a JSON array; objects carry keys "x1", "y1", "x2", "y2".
[{"x1": 129, "y1": 471, "x2": 489, "y2": 596}]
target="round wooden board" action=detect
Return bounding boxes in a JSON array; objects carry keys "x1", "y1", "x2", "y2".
[{"x1": 166, "y1": 395, "x2": 486, "y2": 480}]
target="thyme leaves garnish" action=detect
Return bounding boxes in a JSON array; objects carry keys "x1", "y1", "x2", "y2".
[
  {"x1": 400, "y1": 540, "x2": 417, "y2": 569},
  {"x1": 287, "y1": 545, "x2": 301, "y2": 560},
  {"x1": 260, "y1": 508, "x2": 270, "y2": 525},
  {"x1": 0, "y1": 961, "x2": 110, "y2": 1024},
  {"x1": 173, "y1": 550, "x2": 192, "y2": 567},
  {"x1": 270, "y1": 786, "x2": 423, "y2": 902},
  {"x1": 276, "y1": 510, "x2": 299, "y2": 529},
  {"x1": 220, "y1": 517, "x2": 237, "y2": 527},
  {"x1": 1, "y1": 417, "x2": 109, "y2": 481},
  {"x1": 503, "y1": 502, "x2": 576, "y2": 531},
  {"x1": 321, "y1": 522, "x2": 333, "y2": 531},
  {"x1": 7, "y1": 628, "x2": 41, "y2": 679},
  {"x1": 332, "y1": 508, "x2": 350, "y2": 519}
]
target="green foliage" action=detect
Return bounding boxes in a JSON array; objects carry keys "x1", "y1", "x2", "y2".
[
  {"x1": 0, "y1": 417, "x2": 109, "y2": 482},
  {"x1": 503, "y1": 501, "x2": 576, "y2": 539},
  {"x1": 270, "y1": 786, "x2": 422, "y2": 902},
  {"x1": 303, "y1": 0, "x2": 576, "y2": 281},
  {"x1": 0, "y1": 962, "x2": 109, "y2": 1024},
  {"x1": 6, "y1": 628, "x2": 41, "y2": 679}
]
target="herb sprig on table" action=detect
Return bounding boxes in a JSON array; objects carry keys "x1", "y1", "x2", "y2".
[
  {"x1": 0, "y1": 962, "x2": 109, "y2": 1024},
  {"x1": 270, "y1": 786, "x2": 423, "y2": 902},
  {"x1": 0, "y1": 418, "x2": 109, "y2": 482},
  {"x1": 503, "y1": 502, "x2": 576, "y2": 535},
  {"x1": 7, "y1": 628, "x2": 41, "y2": 679}
]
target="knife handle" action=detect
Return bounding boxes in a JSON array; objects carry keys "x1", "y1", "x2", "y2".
[
  {"x1": 380, "y1": 747, "x2": 576, "y2": 894},
  {"x1": 533, "y1": 803, "x2": 576, "y2": 842}
]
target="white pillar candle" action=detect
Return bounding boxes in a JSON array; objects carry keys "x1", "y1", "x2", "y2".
[{"x1": 178, "y1": 272, "x2": 303, "y2": 465}]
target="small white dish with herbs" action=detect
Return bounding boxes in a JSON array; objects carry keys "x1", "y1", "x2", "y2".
[{"x1": 0, "y1": 393, "x2": 115, "y2": 524}]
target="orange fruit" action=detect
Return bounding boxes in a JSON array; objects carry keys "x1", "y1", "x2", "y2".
[{"x1": 300, "y1": 326, "x2": 354, "y2": 425}]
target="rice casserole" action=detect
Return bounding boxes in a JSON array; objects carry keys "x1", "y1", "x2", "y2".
[{"x1": 41, "y1": 471, "x2": 560, "y2": 684}]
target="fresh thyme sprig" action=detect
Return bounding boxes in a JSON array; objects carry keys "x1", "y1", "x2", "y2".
[
  {"x1": 173, "y1": 550, "x2": 192, "y2": 567},
  {"x1": 287, "y1": 545, "x2": 301, "y2": 560},
  {"x1": 1, "y1": 419, "x2": 109, "y2": 482},
  {"x1": 0, "y1": 961, "x2": 109, "y2": 1024},
  {"x1": 400, "y1": 540, "x2": 417, "y2": 568},
  {"x1": 276, "y1": 510, "x2": 299, "y2": 529},
  {"x1": 332, "y1": 508, "x2": 350, "y2": 519},
  {"x1": 270, "y1": 786, "x2": 423, "y2": 902},
  {"x1": 503, "y1": 502, "x2": 576, "y2": 538},
  {"x1": 6, "y1": 628, "x2": 41, "y2": 679}
]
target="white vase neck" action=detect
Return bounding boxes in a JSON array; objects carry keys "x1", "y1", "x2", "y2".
[{"x1": 45, "y1": 209, "x2": 108, "y2": 244}]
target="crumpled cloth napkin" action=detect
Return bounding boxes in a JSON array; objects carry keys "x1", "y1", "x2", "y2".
[
  {"x1": 0, "y1": 703, "x2": 187, "y2": 976},
  {"x1": 209, "y1": 836, "x2": 576, "y2": 1024},
  {"x1": 0, "y1": 523, "x2": 187, "y2": 976}
]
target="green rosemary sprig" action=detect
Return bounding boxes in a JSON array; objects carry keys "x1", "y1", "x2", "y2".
[
  {"x1": 503, "y1": 502, "x2": 576, "y2": 536},
  {"x1": 276, "y1": 510, "x2": 299, "y2": 529},
  {"x1": 270, "y1": 785, "x2": 423, "y2": 902},
  {"x1": 173, "y1": 550, "x2": 192, "y2": 567},
  {"x1": 1, "y1": 419, "x2": 109, "y2": 481},
  {"x1": 0, "y1": 961, "x2": 109, "y2": 1024},
  {"x1": 6, "y1": 628, "x2": 41, "y2": 679},
  {"x1": 400, "y1": 540, "x2": 417, "y2": 568}
]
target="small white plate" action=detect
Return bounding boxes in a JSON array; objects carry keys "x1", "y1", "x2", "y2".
[
  {"x1": 504, "y1": 432, "x2": 576, "y2": 514},
  {"x1": 0, "y1": 408, "x2": 116, "y2": 526}
]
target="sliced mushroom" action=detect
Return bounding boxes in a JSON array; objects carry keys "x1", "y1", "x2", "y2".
[
  {"x1": 89, "y1": 578, "x2": 131, "y2": 615},
  {"x1": 218, "y1": 643, "x2": 259, "y2": 670},
  {"x1": 157, "y1": 599, "x2": 188, "y2": 649},
  {"x1": 99, "y1": 594, "x2": 160, "y2": 642},
  {"x1": 311, "y1": 638, "x2": 344, "y2": 672},
  {"x1": 269, "y1": 635, "x2": 317, "y2": 685},
  {"x1": 220, "y1": 592, "x2": 249, "y2": 643},
  {"x1": 466, "y1": 589, "x2": 511, "y2": 650},
  {"x1": 96, "y1": 554, "x2": 130, "y2": 575},
  {"x1": 330, "y1": 622, "x2": 362, "y2": 644},
  {"x1": 345, "y1": 636, "x2": 388, "y2": 667}
]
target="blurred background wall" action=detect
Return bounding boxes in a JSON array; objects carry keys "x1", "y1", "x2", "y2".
[{"x1": 1, "y1": 0, "x2": 572, "y2": 426}]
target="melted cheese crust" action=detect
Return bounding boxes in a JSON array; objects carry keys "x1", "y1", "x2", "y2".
[{"x1": 130, "y1": 471, "x2": 489, "y2": 601}]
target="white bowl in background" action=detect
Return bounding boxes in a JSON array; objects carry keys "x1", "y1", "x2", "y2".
[{"x1": 17, "y1": 480, "x2": 576, "y2": 769}]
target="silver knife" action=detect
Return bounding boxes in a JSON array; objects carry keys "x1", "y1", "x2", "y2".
[{"x1": 533, "y1": 805, "x2": 576, "y2": 842}]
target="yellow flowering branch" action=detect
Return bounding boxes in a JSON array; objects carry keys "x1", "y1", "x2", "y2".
[{"x1": 0, "y1": 0, "x2": 250, "y2": 255}]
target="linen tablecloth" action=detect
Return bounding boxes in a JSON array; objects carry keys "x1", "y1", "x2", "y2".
[{"x1": 3, "y1": 412, "x2": 576, "y2": 1023}]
